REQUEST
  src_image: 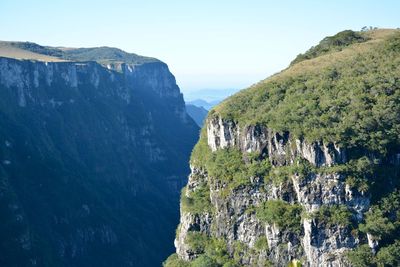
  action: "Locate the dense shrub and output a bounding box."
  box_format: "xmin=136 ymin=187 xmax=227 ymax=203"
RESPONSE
xmin=291 ymin=30 xmax=369 ymax=65
xmin=215 ymin=30 xmax=400 ymax=156
xmin=346 ymin=245 xmax=375 ymax=267
xmin=186 ymin=232 xmax=210 ymax=254
xmin=256 ymin=200 xmax=303 ymax=234
xmin=347 ymin=191 xmax=400 ymax=266
xmin=178 ymin=234 xmax=244 ymax=267
xmin=163 ymin=254 xmax=190 ymax=267
xmin=180 ymin=29 xmax=400 ymax=266
xmin=359 ymin=191 xmax=400 ymax=240
xmin=181 ymin=185 xmax=213 ymax=214
xmin=190 ymin=133 xmax=272 ymax=194
xmin=375 ymin=240 xmax=400 ymax=266
xmin=346 ymin=241 xmax=400 ymax=267
xmin=191 ymin=255 xmax=219 ymax=267
xmin=312 ymin=205 xmax=352 ymax=227
xmin=254 ymin=236 xmax=269 ymax=251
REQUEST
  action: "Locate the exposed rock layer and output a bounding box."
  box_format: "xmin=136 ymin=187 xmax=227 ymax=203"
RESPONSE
xmin=176 ymin=116 xmax=372 ymax=267
xmin=0 ymin=56 xmax=199 ymax=267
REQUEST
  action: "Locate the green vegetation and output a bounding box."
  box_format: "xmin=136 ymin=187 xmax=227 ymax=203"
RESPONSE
xmin=204 ymin=238 xmax=232 ymax=265
xmin=359 ymin=191 xmax=400 ymax=240
xmin=267 ymin=158 xmax=314 ymax=185
xmin=164 ymin=233 xmax=271 ymax=267
xmin=346 ymin=245 xmax=375 ymax=267
xmin=206 ymin=148 xmax=272 ymax=193
xmin=256 ymin=200 xmax=303 ymax=234
xmin=232 ymin=241 xmax=247 ymax=263
xmin=186 ymin=232 xmax=210 ymax=254
xmin=347 ymin=242 xmax=400 ymax=267
xmin=344 ymin=157 xmax=375 ymax=194
xmin=347 ymin=191 xmax=400 ymax=266
xmin=215 ymin=29 xmax=400 ymax=155
xmin=254 ymin=236 xmax=269 ymax=251
xmin=375 ymin=240 xmax=400 ymax=267
xmin=61 ymin=47 xmax=159 ymax=65
xmin=0 ymin=41 xmax=159 ymax=65
xmin=360 ymin=207 xmax=396 ymax=238
xmin=206 ymin=148 xmax=250 ymax=186
xmin=163 ymin=233 xmax=244 ymax=267
xmin=318 ymin=156 xmax=398 ymax=198
xmin=0 ymin=41 xmax=66 ymax=62
xmin=7 ymin=41 xmax=63 ymax=57
xmin=181 ymin=184 xmax=213 ymax=214
xmin=190 ymin=129 xmax=272 ymax=196
xmin=191 ymin=255 xmax=219 ymax=267
xmin=190 ymin=130 xmax=315 ymax=194
xmin=247 ymin=156 xmax=273 ymax=179
xmin=266 ymin=166 xmax=293 ymax=185
xmin=312 ymin=205 xmax=352 ymax=227
xmin=291 ymin=30 xmax=369 ymax=65
xmin=179 ymin=29 xmax=400 ymax=266
xmin=163 ymin=254 xmax=190 ymax=267
xmin=190 ymin=128 xmax=212 ymax=168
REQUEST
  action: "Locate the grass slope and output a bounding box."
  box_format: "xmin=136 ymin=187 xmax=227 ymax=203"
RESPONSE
xmin=0 ymin=41 xmax=158 ymax=65
xmin=214 ymin=29 xmax=400 ymax=155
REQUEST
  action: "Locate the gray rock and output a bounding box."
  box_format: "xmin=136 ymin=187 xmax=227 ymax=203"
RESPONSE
xmin=176 ymin=115 xmax=371 ymax=266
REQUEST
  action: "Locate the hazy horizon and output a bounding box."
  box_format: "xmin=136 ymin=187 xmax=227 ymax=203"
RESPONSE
xmin=1 ymin=0 xmax=400 ymax=93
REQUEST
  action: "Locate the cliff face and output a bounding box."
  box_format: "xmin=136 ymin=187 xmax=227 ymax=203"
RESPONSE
xmin=0 ymin=52 xmax=199 ymax=267
xmin=176 ymin=117 xmax=371 ymax=266
xmin=168 ymin=29 xmax=400 ymax=267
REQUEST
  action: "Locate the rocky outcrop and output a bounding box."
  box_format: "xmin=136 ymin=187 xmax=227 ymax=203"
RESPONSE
xmin=175 ymin=115 xmax=370 ymax=266
xmin=0 ymin=58 xmax=185 ymax=112
xmin=206 ymin=116 xmax=346 ymax=167
xmin=175 ymin=212 xmax=213 ymax=260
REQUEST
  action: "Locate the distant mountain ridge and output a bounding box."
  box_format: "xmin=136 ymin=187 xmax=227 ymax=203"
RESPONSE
xmin=186 ymin=99 xmax=220 ymax=110
xmin=0 ymin=41 xmax=159 ymax=65
xmin=184 ymin=88 xmax=240 ymax=103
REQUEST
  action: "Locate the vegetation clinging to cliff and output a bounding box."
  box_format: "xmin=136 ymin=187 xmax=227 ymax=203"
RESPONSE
xmin=256 ymin=200 xmax=303 ymax=234
xmin=181 ymin=185 xmax=213 ymax=214
xmin=312 ymin=205 xmax=352 ymax=227
xmin=215 ymin=29 xmax=400 ymax=155
xmin=347 ymin=191 xmax=400 ymax=266
xmin=175 ymin=29 xmax=400 ymax=266
xmin=190 ymin=129 xmax=271 ymax=194
xmin=359 ymin=190 xmax=400 ymax=240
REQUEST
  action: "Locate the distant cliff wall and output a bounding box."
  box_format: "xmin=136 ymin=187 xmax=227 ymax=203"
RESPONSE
xmin=0 ymin=56 xmax=199 ymax=267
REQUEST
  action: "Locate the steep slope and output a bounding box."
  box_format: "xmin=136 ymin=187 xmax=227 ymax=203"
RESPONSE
xmin=185 ymin=104 xmax=208 ymax=126
xmin=166 ymin=29 xmax=400 ymax=267
xmin=0 ymin=42 xmax=199 ymax=266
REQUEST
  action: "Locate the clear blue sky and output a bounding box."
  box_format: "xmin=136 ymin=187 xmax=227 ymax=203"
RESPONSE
xmin=1 ymin=0 xmax=399 ymax=92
